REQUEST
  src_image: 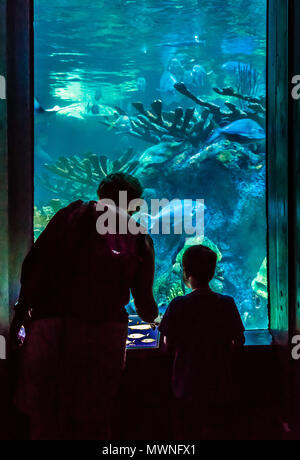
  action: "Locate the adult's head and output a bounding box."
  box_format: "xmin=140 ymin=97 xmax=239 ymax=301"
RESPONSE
xmin=97 ymin=173 xmax=143 ymax=211
xmin=182 ymin=244 xmax=217 ymax=289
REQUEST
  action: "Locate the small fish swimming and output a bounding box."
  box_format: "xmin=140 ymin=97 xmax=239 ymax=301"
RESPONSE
xmin=157 ymin=35 xmax=206 ymax=48
xmin=34 ymin=98 xmax=63 ymax=114
xmin=184 ymin=64 xmax=212 ymax=91
xmin=35 ymin=97 xmax=117 ymax=120
xmin=141 ymin=338 xmax=156 ymax=344
xmin=108 ymin=114 xmax=133 ymax=134
xmin=90 ymin=104 xmax=100 ymax=115
xmin=208 ymin=119 xmax=265 ymax=145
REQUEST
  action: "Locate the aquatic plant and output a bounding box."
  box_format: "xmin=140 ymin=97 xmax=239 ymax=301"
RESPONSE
xmin=34 ymin=199 xmax=67 ymax=239
xmin=171 ymin=236 xmax=224 ymax=293
xmin=251 ymin=257 xmax=268 ymax=299
xmin=134 ymin=141 xmax=193 ymax=184
xmin=36 ymin=149 xmax=139 ymax=200
xmin=234 ymin=63 xmax=261 ymax=105
xmin=172 ymin=235 xmax=222 ymax=272
xmin=153 ymin=271 xmax=185 ymax=309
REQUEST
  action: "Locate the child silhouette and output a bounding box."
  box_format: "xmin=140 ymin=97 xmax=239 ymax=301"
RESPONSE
xmin=159 ymin=244 xmax=245 ymax=440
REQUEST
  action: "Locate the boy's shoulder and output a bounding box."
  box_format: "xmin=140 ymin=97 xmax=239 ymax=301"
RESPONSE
xmin=168 ymin=290 xmax=236 ymax=310
xmin=213 ymin=292 xmax=236 ymax=304
xmin=178 ymin=290 xmax=235 ymax=302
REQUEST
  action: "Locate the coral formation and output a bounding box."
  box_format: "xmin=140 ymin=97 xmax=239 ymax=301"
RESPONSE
xmin=172 ymin=235 xmax=222 ymax=271
xmin=34 ymin=199 xmax=67 ymax=239
xmin=98 ymin=83 xmax=265 ymax=150
xmin=251 ymin=257 xmax=268 ymax=299
xmin=189 ymin=139 xmax=264 ymax=170
xmin=36 ymin=149 xmax=138 ymax=201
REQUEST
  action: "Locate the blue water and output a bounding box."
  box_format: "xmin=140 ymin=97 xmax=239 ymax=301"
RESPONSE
xmin=34 ymin=0 xmax=268 ymax=346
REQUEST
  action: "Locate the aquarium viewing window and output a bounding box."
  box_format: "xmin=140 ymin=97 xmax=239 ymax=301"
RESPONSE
xmin=34 ymin=0 xmax=268 ymax=349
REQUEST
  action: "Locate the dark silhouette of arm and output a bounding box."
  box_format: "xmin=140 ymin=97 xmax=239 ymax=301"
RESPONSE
xmin=229 ymin=298 xmax=245 ymax=347
xmin=131 ymin=235 xmax=158 ymax=323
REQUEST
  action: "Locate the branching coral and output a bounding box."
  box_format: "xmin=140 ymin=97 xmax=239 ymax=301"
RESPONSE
xmin=37 ymin=149 xmax=139 ymax=200
xmin=99 ymin=98 xmax=215 ymax=148
xmin=175 ymin=83 xmax=265 ymax=128
xmin=98 ymin=85 xmax=265 ymax=160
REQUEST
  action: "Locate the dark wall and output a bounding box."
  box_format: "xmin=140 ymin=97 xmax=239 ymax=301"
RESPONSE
xmin=0 ymin=0 xmax=10 ymax=440
xmin=0 ymin=0 xmax=33 ymax=441
xmin=268 ymin=0 xmax=300 ymax=433
xmin=6 ymin=0 xmax=34 ymax=311
xmin=112 ymin=344 xmax=283 ymax=440
xmin=289 ymin=0 xmax=300 ymax=434
xmin=268 ymin=0 xmax=289 ymax=343
xmin=0 ymin=0 xmax=9 ymax=331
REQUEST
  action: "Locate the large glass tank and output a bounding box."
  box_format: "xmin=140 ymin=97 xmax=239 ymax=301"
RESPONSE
xmin=34 ymin=0 xmax=268 ymax=348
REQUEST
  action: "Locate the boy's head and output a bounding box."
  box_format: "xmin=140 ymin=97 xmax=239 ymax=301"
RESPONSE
xmin=97 ymin=173 xmax=143 ymax=210
xmin=182 ymin=244 xmax=217 ymax=288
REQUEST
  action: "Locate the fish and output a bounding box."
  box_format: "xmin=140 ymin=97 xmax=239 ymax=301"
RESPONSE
xmin=192 ymin=64 xmax=209 ymax=79
xmin=208 ymin=119 xmax=265 ymax=145
xmin=90 ymin=104 xmax=100 ymax=115
xmin=221 ymin=36 xmax=255 ymax=55
xmin=157 ymin=35 xmax=206 ymax=48
xmin=185 ymin=65 xmax=212 ymax=91
xmin=128 ymin=333 xmax=145 ymax=339
xmin=34 ymin=97 xmax=67 ymax=114
xmin=129 ymin=325 xmax=152 ymax=330
xmin=136 ymin=199 xmax=205 ymax=235
xmin=141 ymin=338 xmax=156 ymax=344
xmin=108 ymin=114 xmax=133 ymax=134
xmin=35 ymin=97 xmax=117 ymax=120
